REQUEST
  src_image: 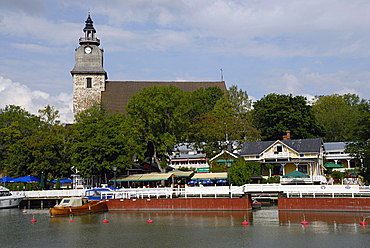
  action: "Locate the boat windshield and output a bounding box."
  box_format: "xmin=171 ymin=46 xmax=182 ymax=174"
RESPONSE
xmin=0 ymin=191 xmax=11 ymax=196
xmin=86 ymin=191 xmax=101 ymax=197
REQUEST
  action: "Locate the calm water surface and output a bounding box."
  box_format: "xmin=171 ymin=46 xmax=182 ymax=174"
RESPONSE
xmin=1 ymin=206 xmax=369 ymax=248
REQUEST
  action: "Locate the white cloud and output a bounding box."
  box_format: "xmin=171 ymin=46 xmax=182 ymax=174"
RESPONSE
xmin=0 ymin=76 xmax=73 ymax=124
xmin=261 ymin=68 xmax=370 ymax=98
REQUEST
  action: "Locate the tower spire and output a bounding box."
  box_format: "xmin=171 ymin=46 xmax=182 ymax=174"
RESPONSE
xmin=79 ymin=13 xmax=100 ymax=46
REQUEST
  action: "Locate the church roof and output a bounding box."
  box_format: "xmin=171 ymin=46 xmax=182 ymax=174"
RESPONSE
xmin=101 ymin=80 xmax=226 ymax=114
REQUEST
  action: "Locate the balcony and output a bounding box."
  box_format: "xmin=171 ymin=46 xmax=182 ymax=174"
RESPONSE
xmin=264 ymin=152 xmax=291 ymax=159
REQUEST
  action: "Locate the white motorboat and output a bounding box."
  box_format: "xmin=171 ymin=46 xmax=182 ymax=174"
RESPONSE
xmin=0 ymin=186 xmax=23 ymax=209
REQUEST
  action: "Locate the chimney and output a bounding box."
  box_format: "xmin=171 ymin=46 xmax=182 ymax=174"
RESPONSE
xmin=283 ymin=130 xmax=291 ymax=140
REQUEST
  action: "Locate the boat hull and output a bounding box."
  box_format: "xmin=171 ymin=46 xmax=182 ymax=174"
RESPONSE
xmin=50 ymin=200 xmax=107 ymax=217
xmin=0 ymin=196 xmax=23 ymax=209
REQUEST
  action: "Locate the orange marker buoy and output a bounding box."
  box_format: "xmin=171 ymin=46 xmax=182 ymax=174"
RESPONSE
xmin=242 ymin=221 xmax=249 ymax=225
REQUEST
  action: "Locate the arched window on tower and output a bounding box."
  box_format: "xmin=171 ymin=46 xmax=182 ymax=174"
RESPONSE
xmin=86 ymin=78 xmax=92 ymax=88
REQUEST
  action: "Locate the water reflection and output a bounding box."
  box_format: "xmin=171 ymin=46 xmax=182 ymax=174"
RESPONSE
xmin=2 ymin=207 xmax=370 ymax=248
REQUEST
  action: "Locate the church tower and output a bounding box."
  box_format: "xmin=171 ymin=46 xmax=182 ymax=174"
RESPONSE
xmin=71 ymin=13 xmax=107 ymax=117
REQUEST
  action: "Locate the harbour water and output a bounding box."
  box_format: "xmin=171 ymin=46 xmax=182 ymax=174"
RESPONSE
xmin=1 ymin=206 xmax=370 ymax=248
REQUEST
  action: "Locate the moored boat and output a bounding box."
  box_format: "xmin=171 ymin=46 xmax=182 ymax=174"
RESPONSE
xmin=252 ymin=199 xmax=262 ymax=209
xmin=50 ymin=197 xmax=107 ymax=217
xmin=0 ymin=186 xmax=23 ymax=209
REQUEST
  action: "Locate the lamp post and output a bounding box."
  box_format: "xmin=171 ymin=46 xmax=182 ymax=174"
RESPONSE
xmin=113 ymin=165 xmax=117 ymax=189
xmin=227 ymin=160 xmax=231 ymax=198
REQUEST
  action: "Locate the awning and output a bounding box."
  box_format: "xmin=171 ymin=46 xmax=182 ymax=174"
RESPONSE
xmin=282 ymin=171 xmax=310 ymax=178
xmin=172 ymin=171 xmax=194 ymax=177
xmin=114 ymin=174 xmax=144 ymax=181
xmin=191 ymin=172 xmax=227 ymax=180
xmin=324 ymin=162 xmax=344 ymax=168
xmin=196 ymin=167 xmax=209 ymax=173
xmin=216 ymin=159 xmax=234 ymax=163
xmin=112 ymin=173 xmax=173 ymax=181
xmin=139 ymin=173 xmax=173 ymax=181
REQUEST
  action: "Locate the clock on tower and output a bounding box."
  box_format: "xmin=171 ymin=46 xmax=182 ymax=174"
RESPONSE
xmin=71 ymin=13 xmax=107 ymax=118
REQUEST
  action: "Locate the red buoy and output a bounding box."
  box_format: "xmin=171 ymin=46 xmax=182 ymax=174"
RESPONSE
xmin=301 ymin=220 xmax=309 ymax=225
xmin=30 ymin=218 xmax=37 ymax=222
xmin=22 ymin=210 xmax=27 ymax=213
xmin=69 ymin=220 xmax=75 ymax=222
xmin=102 ymin=219 xmax=109 ymax=223
xmin=360 ymin=221 xmax=367 ymax=226
xmin=147 ymin=219 xmax=153 ymax=223
xmin=242 ymin=221 xmax=249 ymax=226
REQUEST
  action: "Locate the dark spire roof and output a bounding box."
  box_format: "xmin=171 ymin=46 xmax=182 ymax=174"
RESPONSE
xmin=79 ymin=13 xmax=100 ymax=46
xmin=83 ymin=13 xmax=96 ymax=33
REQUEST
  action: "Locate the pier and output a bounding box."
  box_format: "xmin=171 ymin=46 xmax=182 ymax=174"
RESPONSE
xmin=12 ymin=184 xmax=370 ymax=210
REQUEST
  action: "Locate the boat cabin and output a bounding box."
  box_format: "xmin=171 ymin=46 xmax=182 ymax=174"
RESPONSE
xmin=59 ymin=197 xmax=87 ymax=207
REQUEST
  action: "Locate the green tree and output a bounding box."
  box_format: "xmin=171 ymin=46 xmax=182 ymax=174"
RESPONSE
xmin=5 ymin=106 xmax=72 ymax=178
xmin=71 ymin=105 xmax=133 ymax=179
xmin=312 ymin=94 xmax=364 ymax=142
xmin=344 ymin=99 xmax=370 ymax=182
xmin=252 ymin=93 xmax=325 ymax=141
xmin=189 ymin=86 xmax=259 ymax=158
xmin=126 ymin=85 xmax=189 ymax=172
xmin=0 ymin=105 xmax=41 ymax=173
xmin=229 ymin=158 xmax=261 ymax=185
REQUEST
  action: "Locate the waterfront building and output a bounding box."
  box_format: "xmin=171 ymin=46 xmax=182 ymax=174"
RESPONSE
xmin=324 ymin=142 xmax=362 ymax=171
xmin=239 ymin=131 xmax=326 ymax=184
xmin=167 ymin=143 xmax=209 ymax=172
xmin=71 ymin=14 xmax=226 ymax=117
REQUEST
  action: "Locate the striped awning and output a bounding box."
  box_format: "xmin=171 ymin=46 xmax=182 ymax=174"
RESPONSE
xmin=172 ymin=171 xmax=194 ymax=177
xmin=112 ymin=173 xmax=173 ymax=181
xmin=191 ymin=172 xmax=227 ymax=180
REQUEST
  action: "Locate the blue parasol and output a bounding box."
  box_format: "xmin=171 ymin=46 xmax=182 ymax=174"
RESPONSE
xmin=0 ymin=176 xmax=16 ymax=183
xmin=14 ymin=176 xmax=40 ymax=183
xmin=52 ymin=179 xmax=73 ymax=184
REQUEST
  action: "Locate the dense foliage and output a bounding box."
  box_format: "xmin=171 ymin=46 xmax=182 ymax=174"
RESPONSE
xmin=252 ymin=93 xmax=325 ymax=140
xmin=2 ymin=88 xmax=370 ymax=184
xmin=229 ymin=158 xmax=261 ymax=185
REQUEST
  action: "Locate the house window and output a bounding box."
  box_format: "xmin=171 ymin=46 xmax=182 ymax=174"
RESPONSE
xmin=275 ymin=145 xmax=283 ymax=154
xmin=86 ymin=78 xmax=92 ymax=88
xmin=298 ymin=164 xmax=308 ymax=174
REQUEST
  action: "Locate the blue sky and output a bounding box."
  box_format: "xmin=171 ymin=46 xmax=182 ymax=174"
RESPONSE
xmin=2 ymin=0 xmax=370 ymax=123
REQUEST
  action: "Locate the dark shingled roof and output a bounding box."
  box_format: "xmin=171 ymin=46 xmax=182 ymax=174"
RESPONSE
xmin=240 ymin=138 xmax=323 ymax=156
xmin=282 ymin=138 xmax=323 ymax=153
xmin=101 ymin=80 xmax=226 ymax=114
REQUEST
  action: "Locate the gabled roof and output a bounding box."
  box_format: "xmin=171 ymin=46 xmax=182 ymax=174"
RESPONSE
xmin=282 ymin=138 xmax=323 ymax=153
xmin=239 ymin=141 xmax=275 ymax=155
xmin=240 ymin=138 xmax=323 ymax=156
xmin=209 ymin=150 xmax=239 ymax=162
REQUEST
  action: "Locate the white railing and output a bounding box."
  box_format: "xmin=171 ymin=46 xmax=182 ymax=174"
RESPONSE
xmin=12 ymin=184 xmax=366 ymax=200
xmin=280 ymin=175 xmax=327 ymax=184
xmin=107 ymin=185 xmax=244 ymax=199
xmin=264 ymin=152 xmax=290 ymax=159
xmin=243 ymin=184 xmax=360 ymax=193
xmin=11 ymin=189 xmax=86 ymax=198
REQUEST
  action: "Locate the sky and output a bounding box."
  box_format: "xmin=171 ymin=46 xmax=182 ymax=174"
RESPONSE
xmin=2 ymin=0 xmax=370 ymax=123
